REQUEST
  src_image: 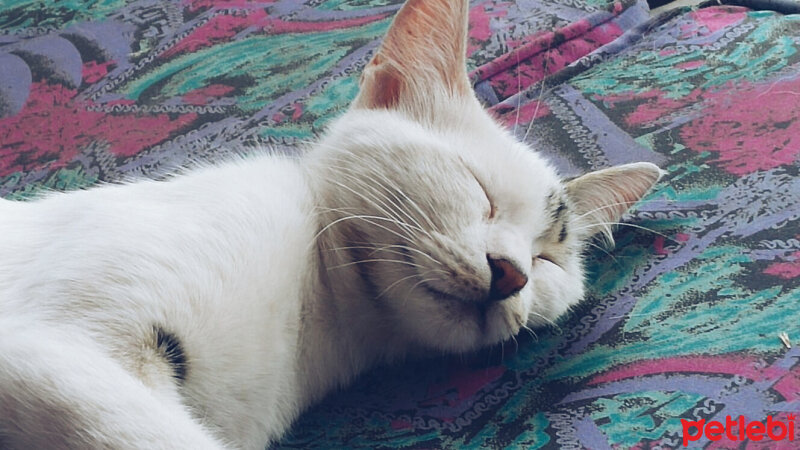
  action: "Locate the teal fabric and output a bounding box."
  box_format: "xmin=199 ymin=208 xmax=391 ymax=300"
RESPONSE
xmin=1 ymin=1 xmax=798 ymax=449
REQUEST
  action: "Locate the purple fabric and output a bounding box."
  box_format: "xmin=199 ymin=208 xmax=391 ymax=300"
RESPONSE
xmin=4 ymin=0 xmax=799 ymax=449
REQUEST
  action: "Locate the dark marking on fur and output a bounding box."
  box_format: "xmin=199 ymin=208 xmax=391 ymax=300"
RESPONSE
xmin=543 ymin=191 xmax=570 ymax=242
xmin=553 ymin=200 xmax=567 ymax=221
xmin=558 ymin=223 xmax=568 ymax=243
xmin=346 ymin=238 xmax=384 ymax=302
xmin=155 ymin=327 xmax=187 ymax=383
xmin=545 ymin=189 xmax=568 ymax=222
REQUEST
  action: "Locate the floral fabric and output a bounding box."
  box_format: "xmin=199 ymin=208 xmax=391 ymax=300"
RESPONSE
xmin=3 ymin=1 xmax=799 ymax=449
xmin=281 ymin=4 xmax=800 ymax=449
xmin=0 ymin=0 xmax=637 ymax=197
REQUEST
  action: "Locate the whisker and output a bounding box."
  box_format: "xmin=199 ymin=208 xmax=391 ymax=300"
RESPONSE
xmin=322 ymin=245 xmax=416 ymax=261
xmin=373 ymin=243 xmax=443 ymax=266
xmin=360 ymin=171 xmax=434 ymax=238
xmin=327 ymin=258 xmax=425 ymax=271
xmin=528 ymin=311 xmax=561 ymax=332
xmin=585 ymin=241 xmax=624 ymax=269
xmin=325 ymin=176 xmax=420 ymax=241
xmin=316 ymin=175 xmax=427 ymax=246
xmin=339 ymin=241 xmax=448 ymax=272
xmin=313 ymin=145 xmax=440 ymax=236
xmin=377 ymin=267 xmax=449 ymax=300
xmin=572 ymin=200 xmax=649 ymax=222
xmin=570 ymin=198 xmax=679 ymax=223
xmin=520 ymin=324 xmax=539 ymax=342
xmin=510 ymin=333 xmax=518 ymax=357
xmin=402 ymin=278 xmax=439 ymax=306
xmin=338 ymin=153 xmax=440 ymax=233
xmin=513 ymin=49 xmax=522 ymax=135
xmin=325 ymin=166 xmax=426 ymax=239
xmin=377 ymin=273 xmax=423 ymax=299
xmin=521 ymin=33 xmax=554 ymax=143
xmin=309 ymin=213 xmax=412 ymax=250
xmin=573 ymin=221 xmax=681 ymax=243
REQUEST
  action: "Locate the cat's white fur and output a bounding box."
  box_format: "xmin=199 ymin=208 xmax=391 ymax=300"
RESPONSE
xmin=0 ymin=0 xmax=662 ymax=448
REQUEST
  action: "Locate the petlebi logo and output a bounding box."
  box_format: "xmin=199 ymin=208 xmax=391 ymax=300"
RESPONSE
xmin=681 ymin=414 xmax=796 ymax=446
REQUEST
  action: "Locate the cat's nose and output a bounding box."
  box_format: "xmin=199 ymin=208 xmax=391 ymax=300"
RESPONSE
xmin=487 ymin=256 xmax=528 ymax=302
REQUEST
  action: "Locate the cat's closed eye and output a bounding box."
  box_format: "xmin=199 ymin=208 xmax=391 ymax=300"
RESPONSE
xmin=534 ymin=254 xmax=558 ymax=266
xmin=486 ymin=192 xmax=497 ymax=219
xmin=464 ymin=164 xmax=495 ymax=219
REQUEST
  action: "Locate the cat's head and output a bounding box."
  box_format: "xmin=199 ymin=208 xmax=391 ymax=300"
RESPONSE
xmin=310 ymin=0 xmax=662 ymax=353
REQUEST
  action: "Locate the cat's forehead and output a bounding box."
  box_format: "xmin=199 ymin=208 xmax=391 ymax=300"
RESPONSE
xmin=459 ymin=133 xmax=562 ymax=192
xmin=325 ymin=106 xmax=562 ymax=200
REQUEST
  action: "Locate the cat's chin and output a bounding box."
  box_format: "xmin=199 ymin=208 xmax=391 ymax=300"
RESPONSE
xmin=396 ymin=290 xmax=527 ymax=354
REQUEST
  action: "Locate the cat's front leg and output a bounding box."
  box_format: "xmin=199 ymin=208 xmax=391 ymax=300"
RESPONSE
xmin=0 ymin=318 xmax=228 ymax=450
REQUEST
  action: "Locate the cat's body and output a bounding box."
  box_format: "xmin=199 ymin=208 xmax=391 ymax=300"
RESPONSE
xmin=0 ymin=1 xmax=662 ymax=448
xmin=0 ymin=154 xmax=316 ymax=447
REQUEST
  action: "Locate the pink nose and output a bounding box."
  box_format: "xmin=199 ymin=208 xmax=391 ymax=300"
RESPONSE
xmin=487 ymin=256 xmax=528 ymax=301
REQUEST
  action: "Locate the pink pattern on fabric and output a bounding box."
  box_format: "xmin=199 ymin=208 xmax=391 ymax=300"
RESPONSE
xmin=680 ymin=79 xmax=800 ymax=175
xmin=598 ymin=89 xmax=700 ymax=127
xmin=485 ymin=22 xmax=623 ymax=98
xmin=165 ymin=10 xmax=388 ymax=57
xmin=468 ymin=1 xmax=511 ymax=56
xmin=0 ymin=82 xmax=197 ymax=177
xmin=676 ymin=60 xmax=705 ymax=70
xmin=653 ymin=236 xmax=669 ymax=255
xmin=421 ymin=365 xmax=505 ymax=409
xmin=589 ymin=355 xmax=786 ymax=386
xmin=182 ymin=84 xmax=236 ymax=105
xmin=687 ymin=7 xmax=748 ymax=36
xmin=602 ymin=77 xmax=800 ymax=175
xmin=494 ymin=100 xmax=551 ymax=129
xmin=182 ymin=0 xmax=276 ymax=13
xmin=764 ymin=251 xmax=800 ymax=279
xmin=772 ymin=369 xmax=800 ymax=402
xmin=270 ymin=102 xmax=304 ymax=124
xmin=390 ymin=419 xmax=413 ymax=430
xmin=82 ymin=60 xmax=116 ymax=84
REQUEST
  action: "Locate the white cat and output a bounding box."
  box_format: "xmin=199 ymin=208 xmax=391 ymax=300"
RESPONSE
xmin=0 ymin=0 xmax=662 ymax=448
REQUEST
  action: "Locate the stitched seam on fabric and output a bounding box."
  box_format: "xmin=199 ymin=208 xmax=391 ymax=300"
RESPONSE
xmin=468 ymin=0 xmax=641 ymax=84
xmin=491 ymin=4 xmax=687 ymax=112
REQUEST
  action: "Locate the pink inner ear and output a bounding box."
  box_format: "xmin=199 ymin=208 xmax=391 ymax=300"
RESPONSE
xmin=360 ymin=61 xmax=403 ymax=110
xmin=593 ymin=180 xmax=653 ymax=223
xmin=618 ymin=186 xmax=646 ymax=206
xmin=376 ymin=70 xmax=402 ymax=109
xmin=352 ymin=0 xmax=471 ymax=111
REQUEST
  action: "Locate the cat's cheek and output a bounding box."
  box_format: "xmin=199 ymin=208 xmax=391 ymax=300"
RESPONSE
xmin=526 ymin=261 xmax=585 ymax=326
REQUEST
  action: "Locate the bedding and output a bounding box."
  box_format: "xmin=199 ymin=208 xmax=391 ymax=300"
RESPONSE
xmin=279 ymin=3 xmax=800 ymax=448
xmin=1 ymin=0 xmax=798 ymax=448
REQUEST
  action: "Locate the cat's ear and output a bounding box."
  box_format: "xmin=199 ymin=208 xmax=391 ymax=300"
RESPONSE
xmin=352 ymin=0 xmax=471 ymax=111
xmin=566 ymin=163 xmax=664 ymax=244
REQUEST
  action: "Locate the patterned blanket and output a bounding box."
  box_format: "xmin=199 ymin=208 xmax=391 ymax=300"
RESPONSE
xmin=2 ymin=0 xmax=799 ymax=448
xmin=0 ymin=0 xmax=642 ymax=197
